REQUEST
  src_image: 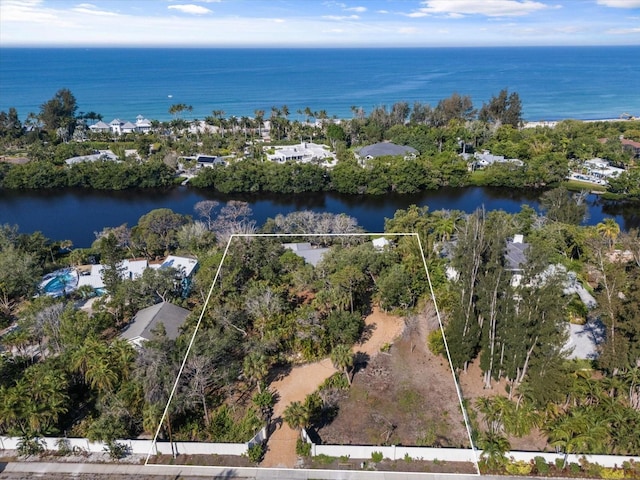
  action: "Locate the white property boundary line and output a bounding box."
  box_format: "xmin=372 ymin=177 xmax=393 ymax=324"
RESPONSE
xmin=145 ymin=232 xmax=480 ymax=475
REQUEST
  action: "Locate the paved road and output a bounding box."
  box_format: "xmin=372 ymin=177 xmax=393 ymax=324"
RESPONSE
xmin=0 ymin=461 xmax=549 ymax=479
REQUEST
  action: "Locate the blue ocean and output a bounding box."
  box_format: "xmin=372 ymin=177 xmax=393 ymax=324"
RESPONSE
xmin=0 ymin=46 xmax=639 ymax=123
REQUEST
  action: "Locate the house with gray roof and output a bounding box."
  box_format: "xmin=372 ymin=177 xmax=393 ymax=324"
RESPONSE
xmin=356 ymin=142 xmax=418 ymax=163
xmin=120 ymin=301 xmax=190 ymax=347
xmin=505 ymin=234 xmax=529 ymax=287
xmin=89 ymin=121 xmax=111 ymax=133
xmin=283 ymin=242 xmax=330 ymax=267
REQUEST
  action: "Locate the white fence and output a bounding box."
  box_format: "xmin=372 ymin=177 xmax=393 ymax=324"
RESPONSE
xmin=0 ymin=427 xmax=267 ymax=458
xmin=300 ymin=429 xmax=640 ymax=468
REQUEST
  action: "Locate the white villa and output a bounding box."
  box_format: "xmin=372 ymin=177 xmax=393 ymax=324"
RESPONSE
xmin=266 ymin=142 xmax=337 ymax=166
xmin=462 ymin=150 xmax=524 ymax=169
xmin=568 ymin=158 xmax=626 ymax=186
xmin=89 ymin=115 xmax=152 ymax=135
xmin=76 ymin=255 xmax=198 ymax=292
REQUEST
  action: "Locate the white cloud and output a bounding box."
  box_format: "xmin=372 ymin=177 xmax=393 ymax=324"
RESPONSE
xmin=417 ymin=0 xmax=553 ymax=17
xmin=606 ymin=26 xmax=640 ymax=34
xmin=322 ymin=14 xmax=360 ymax=20
xmin=168 ymin=4 xmax=212 ymax=15
xmin=72 ymin=3 xmax=119 ymax=16
xmin=597 ymin=0 xmax=640 ymax=8
xmin=406 ymin=11 xmax=429 ymax=18
xmin=345 ymin=6 xmax=367 ymax=12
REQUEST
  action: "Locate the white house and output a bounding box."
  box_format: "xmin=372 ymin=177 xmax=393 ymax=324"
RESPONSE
xmin=266 ymin=142 xmax=336 ymax=166
xmin=88 ymin=121 xmax=111 ymax=133
xmin=135 ymin=115 xmax=152 ymax=133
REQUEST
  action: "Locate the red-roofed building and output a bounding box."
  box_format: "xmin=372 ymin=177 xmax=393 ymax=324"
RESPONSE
xmin=621 ymin=138 xmax=640 ymax=158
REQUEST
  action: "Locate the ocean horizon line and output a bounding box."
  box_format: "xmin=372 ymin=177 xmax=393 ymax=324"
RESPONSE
xmin=2 ymin=44 xmax=640 ymax=50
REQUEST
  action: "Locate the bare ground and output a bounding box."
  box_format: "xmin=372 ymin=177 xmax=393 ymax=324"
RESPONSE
xmin=261 ymin=307 xmax=406 ymax=468
xmin=315 ymin=305 xmax=471 ymax=449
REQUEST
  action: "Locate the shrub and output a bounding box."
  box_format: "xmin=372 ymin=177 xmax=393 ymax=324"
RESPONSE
xmin=599 ymin=467 xmax=625 ymax=479
xmin=17 ymin=435 xmax=46 ymax=457
xmin=555 ymin=458 xmax=565 ymax=470
xmin=55 ymin=438 xmax=72 ymax=456
xmin=371 ymin=451 xmax=383 ymax=462
xmin=505 ymin=460 xmax=533 ymax=475
xmin=427 ymin=329 xmax=445 ymax=355
xmin=534 ymin=456 xmax=550 ymax=475
xmin=103 ymin=441 xmax=130 ymax=460
xmin=315 ymin=454 xmax=336 ymax=465
xmin=296 ymin=438 xmax=311 ymax=457
xmin=569 ymin=462 xmax=581 ymax=474
xmin=404 ymin=453 xmax=413 ymax=462
xmin=246 ymin=443 xmax=265 ymax=463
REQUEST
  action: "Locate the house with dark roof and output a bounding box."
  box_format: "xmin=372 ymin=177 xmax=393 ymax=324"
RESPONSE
xmin=506 ymin=234 xmax=530 ymax=287
xmin=355 ymin=142 xmax=418 ymax=163
xmin=120 ymin=302 xmax=190 ymax=347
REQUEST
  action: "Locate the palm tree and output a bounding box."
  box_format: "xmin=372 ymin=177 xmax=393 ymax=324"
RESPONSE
xmin=330 ymin=344 xmax=354 ymax=385
xmin=243 ymin=352 xmax=269 ymax=393
xmin=477 ymin=430 xmax=510 ymax=471
xmin=596 ymin=218 xmax=620 ymax=250
xmin=282 ymin=400 xmax=310 ymax=432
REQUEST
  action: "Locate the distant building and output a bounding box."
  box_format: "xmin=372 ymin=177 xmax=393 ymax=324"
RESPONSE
xmin=266 ymin=142 xmax=336 ymax=166
xmin=283 ymin=242 xmax=330 ymax=267
xmin=88 ymin=121 xmax=111 ymax=133
xmin=505 ymin=234 xmax=529 ymax=287
xmin=120 ymin=302 xmax=190 ymax=347
xmin=64 ymin=150 xmax=119 ymax=165
xmin=372 ymin=237 xmax=391 ymax=251
xmin=195 ymin=154 xmax=226 ymax=168
xmin=356 ymin=142 xmax=418 ymax=162
xmin=463 ymin=150 xmax=524 ymax=169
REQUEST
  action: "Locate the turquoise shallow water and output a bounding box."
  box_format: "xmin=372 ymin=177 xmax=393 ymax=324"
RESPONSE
xmin=1 ymin=46 xmax=639 ymax=122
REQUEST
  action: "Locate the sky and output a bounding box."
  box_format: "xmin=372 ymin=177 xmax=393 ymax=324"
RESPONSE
xmin=1 ymin=0 xmax=640 ymax=47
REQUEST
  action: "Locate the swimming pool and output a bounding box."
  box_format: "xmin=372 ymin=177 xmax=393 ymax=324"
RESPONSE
xmin=40 ymin=269 xmax=79 ymax=297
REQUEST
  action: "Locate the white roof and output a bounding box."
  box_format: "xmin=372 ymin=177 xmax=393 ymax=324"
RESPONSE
xmin=151 ymin=255 xmax=198 ymax=277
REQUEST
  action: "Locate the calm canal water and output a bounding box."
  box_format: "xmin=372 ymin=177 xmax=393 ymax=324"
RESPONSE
xmin=0 ymin=187 xmax=636 ymax=247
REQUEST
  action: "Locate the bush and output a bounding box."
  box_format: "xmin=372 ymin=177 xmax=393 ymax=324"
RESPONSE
xmin=371 ymin=451 xmax=383 ymax=462
xmin=55 ymin=438 xmax=72 ymax=456
xmin=103 ymin=440 xmax=130 ymax=460
xmin=534 ymin=456 xmax=550 ymax=475
xmin=505 ymin=460 xmax=533 ymax=475
xmin=569 ymin=462 xmax=581 ymax=474
xmin=296 ymin=438 xmax=311 ymax=457
xmin=246 ymin=443 xmax=265 ymax=463
xmin=17 ymin=435 xmax=46 ymax=457
xmin=599 ymin=467 xmax=625 ymax=479
xmin=427 ymin=329 xmax=445 ymax=355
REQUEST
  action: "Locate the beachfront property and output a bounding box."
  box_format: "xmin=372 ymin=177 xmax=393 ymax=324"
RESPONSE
xmin=265 ymin=142 xmax=337 ymax=166
xmin=120 ymin=301 xmax=191 ymax=348
xmin=355 ymin=142 xmax=418 ymax=164
xmin=88 ymin=115 xmax=152 ymax=135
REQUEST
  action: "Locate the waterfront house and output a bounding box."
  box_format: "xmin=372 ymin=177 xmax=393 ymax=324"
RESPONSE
xmin=88 ymin=121 xmax=111 ymax=134
xmin=195 ymin=154 xmax=226 ymax=168
xmin=355 ymin=142 xmax=418 ymax=163
xmin=120 ymin=301 xmax=190 ymax=347
xmin=136 ymin=115 xmax=152 ymax=133
xmin=463 ymin=150 xmax=524 ymax=170
xmin=266 ymin=142 xmax=336 ymax=166
xmin=65 ymin=149 xmax=119 ymax=165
